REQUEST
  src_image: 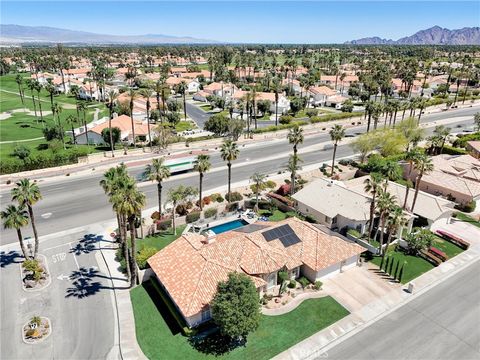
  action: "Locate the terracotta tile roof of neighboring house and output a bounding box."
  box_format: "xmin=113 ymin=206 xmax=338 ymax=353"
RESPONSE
xmin=327 ymin=95 xmax=349 ymax=104
xmin=148 ymin=217 xmax=364 ymax=318
xmin=467 ymin=141 xmax=480 ymax=153
xmin=391 ymin=78 xmax=423 ymax=89
xmin=292 ymin=178 xmax=371 ymax=221
xmin=194 ymin=91 xmax=209 ymax=98
xmin=320 ymin=75 xmax=359 ymax=83
xmin=89 ymin=115 xmax=149 ymax=136
xmin=170 ymin=67 xmax=188 ymax=73
xmin=166 ymin=77 xmax=194 ymax=86
xmin=64 ymin=68 xmax=90 ymax=75
xmin=345 ymin=176 xmax=454 ymax=221
xmin=309 ymin=86 xmax=337 ymax=96
xmin=203 ymin=82 xmax=226 ymax=91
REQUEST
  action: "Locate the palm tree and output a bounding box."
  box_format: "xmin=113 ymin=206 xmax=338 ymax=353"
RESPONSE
xmin=287 ymin=125 xmax=304 ymax=193
xmin=139 ymin=88 xmax=154 ymax=150
xmin=65 ymin=114 xmax=78 ymax=145
xmin=250 ymin=173 xmax=267 ymax=212
xmin=107 ymin=90 xmax=118 ymax=157
xmin=220 ymin=139 xmax=240 ymax=202
xmin=402 ymin=149 xmax=421 ymax=210
xmin=11 ymin=179 xmax=42 ymax=258
xmin=144 ymin=158 xmax=171 ymax=215
xmin=112 ymin=180 xmax=145 ymax=286
xmin=364 ymin=173 xmax=384 ymax=237
xmin=329 ymin=125 xmax=345 ymax=176
xmin=411 ymin=154 xmax=434 ymax=213
xmin=194 ymin=155 xmax=211 ymax=211
xmin=177 ymin=81 xmax=188 ymax=120
xmin=127 ymin=89 xmax=138 ymax=147
xmin=34 ymin=80 xmax=44 ymax=122
xmin=381 ymin=206 xmax=407 ymax=264
xmin=26 ymin=79 xmax=38 ymax=121
xmin=375 ymin=190 xmax=396 ymax=255
xmin=167 ymin=186 xmax=198 ymax=235
xmin=433 ymin=125 xmax=451 ymax=154
xmin=1 ymin=204 xmax=30 ymax=259
xmin=272 ymin=77 xmax=281 ymax=126
xmin=15 ymin=74 xmax=25 ymax=106
xmin=45 ymin=80 xmax=56 ymax=109
xmin=287 ymin=154 xmax=302 ymax=195
xmin=382 ymin=161 xmax=401 ymax=188
xmin=76 ymin=101 xmax=89 ymax=145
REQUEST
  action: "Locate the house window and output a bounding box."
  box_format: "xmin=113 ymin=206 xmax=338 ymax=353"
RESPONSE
xmin=332 ymin=217 xmax=337 ymax=224
xmin=201 ymin=308 xmax=211 ymax=322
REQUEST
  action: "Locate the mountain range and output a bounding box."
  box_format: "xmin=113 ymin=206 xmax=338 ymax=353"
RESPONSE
xmin=346 ymin=26 xmax=480 ymax=45
xmin=0 ymin=24 xmax=217 ymax=44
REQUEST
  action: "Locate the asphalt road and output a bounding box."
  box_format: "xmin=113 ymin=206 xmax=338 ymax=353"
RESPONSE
xmin=323 ymin=259 xmax=480 ymax=360
xmin=0 ymin=229 xmax=115 ymax=360
xmin=0 ymin=106 xmax=477 ymax=245
xmin=185 ymin=101 xmax=212 ymax=129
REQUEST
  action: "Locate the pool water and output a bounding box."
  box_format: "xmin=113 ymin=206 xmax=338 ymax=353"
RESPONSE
xmin=208 ymin=219 xmax=249 ymax=234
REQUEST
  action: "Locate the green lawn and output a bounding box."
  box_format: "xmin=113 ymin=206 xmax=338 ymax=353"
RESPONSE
xmin=199 ymin=104 xmax=213 ymax=111
xmin=136 ymin=225 xmax=186 ymax=252
xmin=131 ymin=281 xmax=349 ymax=360
xmin=175 ymin=121 xmax=196 ymax=132
xmin=258 ymin=209 xmax=289 ymax=222
xmin=370 ymin=237 xmax=464 ymax=283
xmin=454 ymin=212 xmax=480 ymax=228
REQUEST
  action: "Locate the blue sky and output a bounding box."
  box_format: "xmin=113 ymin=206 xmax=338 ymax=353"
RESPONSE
xmin=1 ymin=1 xmax=479 ymax=43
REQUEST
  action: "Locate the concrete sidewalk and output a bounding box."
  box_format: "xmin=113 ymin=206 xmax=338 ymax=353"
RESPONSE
xmin=274 ymin=226 xmax=480 ymax=360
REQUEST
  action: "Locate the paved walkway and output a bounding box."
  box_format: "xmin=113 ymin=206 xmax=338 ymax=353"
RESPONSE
xmin=274 ymin=222 xmax=480 ymax=360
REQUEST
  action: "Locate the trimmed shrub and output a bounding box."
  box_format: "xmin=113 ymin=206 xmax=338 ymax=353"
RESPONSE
xmin=156 ymin=219 xmax=171 ymax=231
xmin=204 ymin=208 xmax=218 ymax=218
xmin=186 ymin=211 xmax=201 ymax=223
xmin=225 ymin=191 xmax=243 ymax=202
xmin=298 ymin=276 xmax=310 ymax=289
xmin=277 ymin=271 xmax=289 ymax=284
xmin=440 ymin=145 xmax=467 ymax=155
xmin=455 ymin=200 xmax=476 ymax=213
xmin=279 ymin=115 xmax=293 ymax=125
xmin=288 ymin=280 xmax=297 ymax=288
xmin=175 ymin=204 xmax=189 ymax=216
xmin=305 ymin=109 xmax=319 ymax=118
xmin=226 ymin=202 xmax=239 ymax=212
xmin=305 ymin=215 xmax=317 ymax=224
xmin=314 ymin=281 xmax=322 ymax=290
xmin=136 ymin=247 xmax=157 ymax=270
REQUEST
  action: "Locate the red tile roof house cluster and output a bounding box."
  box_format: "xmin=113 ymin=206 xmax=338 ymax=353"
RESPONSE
xmin=148 ymin=217 xmax=365 ymax=328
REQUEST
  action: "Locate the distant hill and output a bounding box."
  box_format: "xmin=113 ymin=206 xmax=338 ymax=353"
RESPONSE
xmin=346 ymin=26 xmax=480 ymax=45
xmin=0 ymin=24 xmax=217 ymax=45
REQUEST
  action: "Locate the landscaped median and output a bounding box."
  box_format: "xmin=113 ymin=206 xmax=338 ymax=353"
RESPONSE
xmin=130 ymin=279 xmax=349 ymax=360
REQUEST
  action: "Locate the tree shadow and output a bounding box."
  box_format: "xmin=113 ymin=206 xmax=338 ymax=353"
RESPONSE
xmin=70 ymin=234 xmax=104 ymax=255
xmin=65 ymin=277 xmax=103 ymax=299
xmin=188 ymin=331 xmax=245 ymax=356
xmin=70 ymin=266 xmax=125 ymax=282
xmin=0 ymin=250 xmax=23 ymax=268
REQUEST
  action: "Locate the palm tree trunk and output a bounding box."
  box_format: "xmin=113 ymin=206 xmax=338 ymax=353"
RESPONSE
xmin=17 ymin=228 xmax=29 ymax=259
xmin=130 ymin=105 xmax=136 ymax=147
xmin=379 ymin=218 xmax=387 ymax=255
xmin=129 ymin=217 xmax=138 ymax=286
xmin=368 ymin=193 xmax=376 ymax=237
xmin=227 ymin=163 xmax=232 ymax=202
xmin=330 ymin=143 xmax=337 ymax=176
xmin=121 ymin=215 xmax=131 ymax=283
xmin=71 ymin=124 xmax=76 ymax=145
xmin=411 ymin=175 xmax=422 ymax=213
xmin=157 ymin=182 xmax=162 ymax=215
xmin=37 ymin=94 xmax=44 ymax=122
xmin=83 ymin=112 xmax=89 ymax=145
xmin=27 ymin=204 xmax=40 ymax=259
xmin=109 ymin=116 xmax=114 ymax=157
xmin=147 ymin=105 xmax=152 ymax=150
xmin=183 ymin=93 xmax=187 ymax=120
xmin=172 ymin=205 xmax=177 ymax=235
xmin=31 ymin=94 xmax=38 ymax=120
xmin=199 ymin=173 xmax=203 ymax=211
xmin=381 ymin=231 xmax=393 ymax=265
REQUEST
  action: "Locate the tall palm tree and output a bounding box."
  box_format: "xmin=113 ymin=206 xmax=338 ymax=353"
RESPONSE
xmin=250 ymin=173 xmax=267 ymax=212
xmin=76 ymin=101 xmax=89 ymax=145
xmin=127 ymin=89 xmax=138 ymax=147
xmin=287 ymin=154 xmax=302 ymax=195
xmin=34 ymin=80 xmax=44 ymax=122
xmin=177 ymin=81 xmax=188 ymax=120
xmin=220 ymin=139 xmax=240 ymax=202
xmin=139 ymin=88 xmax=154 ymax=150
xmin=65 ymin=114 xmax=78 ymax=145
xmin=15 ymin=74 xmax=25 ymax=106
xmin=329 ymin=124 xmax=345 ymax=176
xmin=433 ymin=125 xmax=451 ymax=154
xmin=411 ymin=154 xmax=434 ymax=213
xmin=107 ymin=90 xmax=118 ymax=157
xmin=364 ymin=172 xmax=384 ymax=237
xmin=1 ymin=204 xmax=30 ymax=259
xmin=26 ymin=79 xmax=38 ymax=121
xmin=287 ymin=125 xmax=304 ymax=193
xmin=381 ymin=206 xmax=407 ymax=264
xmin=382 ymin=161 xmax=402 ymax=188
xmin=144 ymin=158 xmax=171 ymax=215
xmin=112 ymin=179 xmax=145 ymax=287
xmin=167 ymin=186 xmax=198 ymax=235
xmin=194 ymin=154 xmax=211 ymax=211
xmin=375 ymin=189 xmax=396 ymax=255
xmin=11 ymin=179 xmax=42 ymax=258
xmin=402 ymin=148 xmax=421 ymax=210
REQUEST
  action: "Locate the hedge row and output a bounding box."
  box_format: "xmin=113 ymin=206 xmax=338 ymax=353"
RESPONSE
xmin=1 ymin=148 xmax=92 ymax=175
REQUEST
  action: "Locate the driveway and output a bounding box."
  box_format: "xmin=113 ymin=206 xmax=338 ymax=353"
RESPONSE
xmin=0 ymin=231 xmax=116 ymax=359
xmin=185 ymin=101 xmax=211 ymax=129
xmin=431 ymin=218 xmax=480 ymax=245
xmin=322 ymin=264 xmax=400 ymax=313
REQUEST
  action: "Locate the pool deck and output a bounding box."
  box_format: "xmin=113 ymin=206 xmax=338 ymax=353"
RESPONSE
xmin=188 ymin=211 xmax=258 ymax=234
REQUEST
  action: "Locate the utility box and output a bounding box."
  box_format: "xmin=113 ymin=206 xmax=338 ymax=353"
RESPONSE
xmin=407 ymin=283 xmax=414 ymax=294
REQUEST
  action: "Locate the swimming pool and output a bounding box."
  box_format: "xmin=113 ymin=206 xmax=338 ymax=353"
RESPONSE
xmin=208 ymin=219 xmax=249 ymax=234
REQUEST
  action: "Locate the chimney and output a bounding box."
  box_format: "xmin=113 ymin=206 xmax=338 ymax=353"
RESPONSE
xmin=204 ymin=230 xmax=216 ymax=244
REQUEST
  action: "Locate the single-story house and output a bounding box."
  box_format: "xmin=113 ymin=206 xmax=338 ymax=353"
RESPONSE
xmin=203 ymin=82 xmax=238 ymax=98
xmin=292 ymin=178 xmax=371 ymax=234
xmin=403 ymin=154 xmax=480 ymax=205
xmin=148 ymin=217 xmax=365 ymax=328
xmin=165 ymin=77 xmax=200 ymax=93
xmin=76 ymin=114 xmax=150 ymax=145
xmin=309 ymin=86 xmax=337 ymax=106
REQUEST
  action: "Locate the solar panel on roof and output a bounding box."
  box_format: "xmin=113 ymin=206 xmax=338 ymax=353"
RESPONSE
xmin=262 ymin=225 xmax=301 ymax=247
